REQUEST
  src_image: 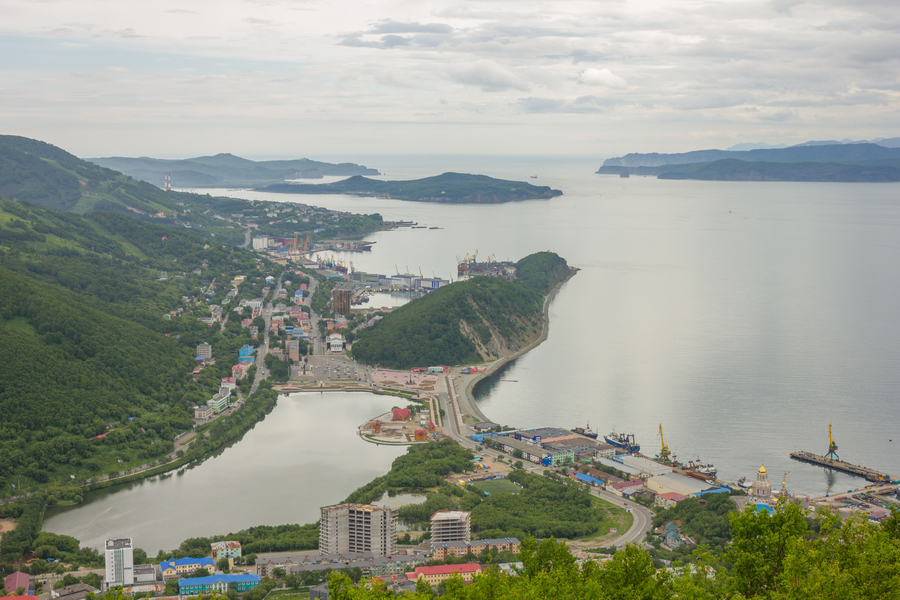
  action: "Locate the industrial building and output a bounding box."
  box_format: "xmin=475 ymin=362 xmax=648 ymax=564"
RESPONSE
xmin=489 ymin=435 xmax=545 ymax=464
xmin=543 ymin=437 xmax=599 ymax=456
xmin=615 ymin=455 xmax=673 ymax=477
xmin=104 ymin=538 xmax=134 ymax=589
xmin=319 ymin=503 xmax=397 ymax=557
xmin=514 ymin=428 xmax=574 ymax=444
xmin=646 ymin=473 xmax=718 ymax=497
xmin=430 ymin=510 xmax=471 ymax=548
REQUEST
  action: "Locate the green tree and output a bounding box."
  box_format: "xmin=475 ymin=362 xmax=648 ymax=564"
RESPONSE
xmin=725 ymin=499 xmax=808 ymax=597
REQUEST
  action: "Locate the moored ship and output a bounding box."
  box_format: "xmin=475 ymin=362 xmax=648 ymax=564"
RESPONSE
xmin=572 ymin=422 xmax=598 ymax=439
xmin=604 ymin=431 xmax=640 ymax=454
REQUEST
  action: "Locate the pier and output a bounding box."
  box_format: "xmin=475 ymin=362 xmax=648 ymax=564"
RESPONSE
xmin=789 ymin=450 xmax=896 ymax=483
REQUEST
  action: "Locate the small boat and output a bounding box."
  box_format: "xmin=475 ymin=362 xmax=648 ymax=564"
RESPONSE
xmin=604 ymin=431 xmax=640 ymax=453
xmin=530 ymin=175 xmax=538 ymax=179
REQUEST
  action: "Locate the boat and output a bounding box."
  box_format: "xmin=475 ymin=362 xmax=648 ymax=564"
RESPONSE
xmin=604 ymin=431 xmax=640 ymax=454
xmin=737 ymin=477 xmax=752 ymax=489
xmin=530 ymin=175 xmax=538 ymax=179
xmin=619 ymin=172 xmax=630 ymax=178
xmin=572 ymin=422 xmax=598 ymax=439
xmin=683 ymin=459 xmax=717 ymax=477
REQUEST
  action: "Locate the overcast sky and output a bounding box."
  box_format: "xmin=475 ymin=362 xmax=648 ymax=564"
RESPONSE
xmin=1 ymin=0 xmax=898 ymax=158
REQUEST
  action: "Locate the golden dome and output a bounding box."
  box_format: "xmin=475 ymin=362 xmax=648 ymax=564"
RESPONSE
xmin=758 ymin=463 xmax=766 ymax=474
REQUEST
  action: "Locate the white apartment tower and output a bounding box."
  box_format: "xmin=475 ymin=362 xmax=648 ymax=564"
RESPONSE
xmin=104 ymin=538 xmax=134 ymax=590
xmin=319 ymin=503 xmax=396 ymax=556
xmin=430 ymin=510 xmax=471 ymax=549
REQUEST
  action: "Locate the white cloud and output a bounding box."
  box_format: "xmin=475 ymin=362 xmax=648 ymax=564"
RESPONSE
xmin=580 ymin=68 xmax=627 ymax=88
xmin=446 ymin=61 xmax=529 ymax=92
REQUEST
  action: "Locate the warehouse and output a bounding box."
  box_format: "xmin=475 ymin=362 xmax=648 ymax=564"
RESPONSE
xmin=646 ymin=473 xmax=716 ymax=497
xmin=615 ymin=455 xmax=672 ymax=477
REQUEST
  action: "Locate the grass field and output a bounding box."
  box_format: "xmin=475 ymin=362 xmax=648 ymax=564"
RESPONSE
xmin=470 ymin=478 xmax=521 ymax=495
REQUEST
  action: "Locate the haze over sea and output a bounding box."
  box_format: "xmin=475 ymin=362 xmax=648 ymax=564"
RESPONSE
xmin=44 ymin=154 xmax=900 ymax=552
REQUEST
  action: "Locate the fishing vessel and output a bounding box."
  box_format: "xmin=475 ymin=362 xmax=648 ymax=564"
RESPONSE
xmin=604 ymin=431 xmax=640 ymax=454
xmin=572 ymin=422 xmax=598 ymax=439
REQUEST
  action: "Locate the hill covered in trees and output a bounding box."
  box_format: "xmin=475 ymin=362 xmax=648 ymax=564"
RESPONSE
xmin=88 ymin=153 xmax=380 ymax=188
xmin=350 ymin=252 xmax=571 ymax=368
xmin=596 ymin=142 xmax=900 ymax=182
xmin=259 ymin=172 xmax=563 ymax=203
xmin=0 ymin=196 xmax=285 ymax=493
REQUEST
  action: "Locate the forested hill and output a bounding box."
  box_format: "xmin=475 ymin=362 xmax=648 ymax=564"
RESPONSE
xmin=350 ymin=252 xmax=571 ymax=368
xmin=0 ymin=198 xmax=273 ymax=491
xmin=258 ymin=172 xmax=563 ymax=203
xmin=596 ymin=142 xmax=900 ymax=182
xmin=88 ymin=154 xmax=380 ymax=188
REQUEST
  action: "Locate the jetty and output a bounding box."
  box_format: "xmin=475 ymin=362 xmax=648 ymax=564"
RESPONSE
xmin=789 ymin=450 xmax=896 ymax=483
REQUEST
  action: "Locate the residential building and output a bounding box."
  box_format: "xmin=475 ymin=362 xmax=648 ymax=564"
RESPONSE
xmin=331 ymin=289 xmax=352 ymax=316
xmin=656 ymin=492 xmax=688 ymax=508
xmin=430 ymin=510 xmax=471 ymax=549
xmin=288 ymin=339 xmax=300 ymax=361
xmin=210 ymin=541 xmax=242 ymax=562
xmin=220 ymin=377 xmax=237 ymax=392
xmin=178 ymin=574 xmax=259 ymax=595
xmin=160 ymin=557 xmax=216 ymax=581
xmin=405 ymin=564 xmax=481 ymax=586
xmin=238 ymin=344 xmax=255 ymax=363
xmin=5 ymin=572 xmax=29 ymax=594
xmin=431 ymin=538 xmax=520 ymax=560
xmin=319 ymin=503 xmax=397 ymax=557
xmin=252 ymin=236 xmax=269 ymax=250
xmin=196 ymin=343 xmax=212 ymax=360
xmin=104 ymin=538 xmax=134 ymax=589
xmin=50 ymin=583 xmax=98 ymax=600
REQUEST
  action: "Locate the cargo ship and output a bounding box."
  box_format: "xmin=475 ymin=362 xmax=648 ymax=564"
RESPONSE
xmin=682 ymin=459 xmax=717 ymax=478
xmin=604 ymin=431 xmax=640 ymax=454
xmin=572 ymin=422 xmax=598 ymax=439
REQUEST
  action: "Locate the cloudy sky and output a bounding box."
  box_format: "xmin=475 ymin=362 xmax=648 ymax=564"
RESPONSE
xmin=1 ymin=0 xmax=898 ymax=158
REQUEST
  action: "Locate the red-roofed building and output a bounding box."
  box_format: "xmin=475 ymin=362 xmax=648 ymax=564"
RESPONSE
xmin=427 ymin=422 xmax=436 ymax=432
xmin=655 ymin=492 xmax=687 ymax=508
xmin=5 ymin=572 xmax=29 ymax=594
xmin=392 ymin=408 xmax=411 ymax=421
xmin=414 ymin=430 xmax=427 ymax=441
xmin=406 ymin=564 xmax=481 ymax=585
xmin=610 ymin=480 xmax=644 ymax=497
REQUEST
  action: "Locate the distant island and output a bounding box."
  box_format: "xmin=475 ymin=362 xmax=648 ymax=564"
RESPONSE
xmin=257 ymin=172 xmax=563 ymax=203
xmin=597 ymin=142 xmax=900 ymax=182
xmin=87 ymin=153 xmax=380 ymax=188
xmin=350 ymin=252 xmax=572 ymax=369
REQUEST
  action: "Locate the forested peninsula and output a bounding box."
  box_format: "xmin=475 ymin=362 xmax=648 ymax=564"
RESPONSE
xmin=597 ymin=142 xmax=900 ymax=182
xmin=350 ymin=252 xmax=572 ymax=368
xmin=88 ymin=154 xmax=380 ymax=188
xmin=258 ymin=172 xmax=563 ymax=203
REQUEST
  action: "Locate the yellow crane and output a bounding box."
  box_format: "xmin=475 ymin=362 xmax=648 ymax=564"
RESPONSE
xmin=657 ymin=424 xmax=672 ymax=464
xmin=825 ymin=422 xmax=839 ymax=460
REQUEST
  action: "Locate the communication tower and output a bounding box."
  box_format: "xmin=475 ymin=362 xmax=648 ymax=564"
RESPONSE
xmin=164 ymin=173 xmax=171 ymax=191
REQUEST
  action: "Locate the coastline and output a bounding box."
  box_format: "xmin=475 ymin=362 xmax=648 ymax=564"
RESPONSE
xmin=453 ymin=267 xmax=579 ymax=425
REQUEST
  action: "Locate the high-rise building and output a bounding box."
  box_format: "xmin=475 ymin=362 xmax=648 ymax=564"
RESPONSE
xmin=430 ymin=510 xmax=471 ymax=549
xmin=332 ymin=289 xmax=351 ymax=316
xmin=196 ymin=343 xmax=213 ymax=359
xmin=319 ymin=503 xmax=396 ymax=556
xmin=104 ymin=538 xmax=134 ymax=589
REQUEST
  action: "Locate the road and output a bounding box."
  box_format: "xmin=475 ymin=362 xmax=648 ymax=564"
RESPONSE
xmin=249 ymin=269 xmax=286 ymax=396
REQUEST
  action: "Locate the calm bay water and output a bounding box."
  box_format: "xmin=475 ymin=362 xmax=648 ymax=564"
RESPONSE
xmin=45 ymin=155 xmax=900 ymax=550
xmin=43 ymin=393 xmax=406 ymax=554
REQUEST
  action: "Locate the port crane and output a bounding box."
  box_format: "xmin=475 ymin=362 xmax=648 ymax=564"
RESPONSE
xmin=825 ymin=422 xmax=839 ymax=460
xmin=657 ymin=424 xmax=673 ymax=465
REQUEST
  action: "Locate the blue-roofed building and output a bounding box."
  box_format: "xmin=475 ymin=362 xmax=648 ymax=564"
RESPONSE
xmin=238 ymin=345 xmax=255 ymax=364
xmin=179 ymin=574 xmax=260 ymax=595
xmin=160 ymin=557 xmax=216 ymax=581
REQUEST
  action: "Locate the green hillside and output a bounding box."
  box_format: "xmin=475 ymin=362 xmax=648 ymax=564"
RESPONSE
xmin=0 ymin=197 xmax=283 ymax=492
xmin=350 ymin=252 xmax=570 ymax=368
xmin=88 ymin=153 xmax=380 ymax=188
xmin=259 ymin=172 xmax=563 ymax=203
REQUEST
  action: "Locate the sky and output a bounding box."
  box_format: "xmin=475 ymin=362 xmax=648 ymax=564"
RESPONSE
xmin=1 ymin=0 xmax=898 ymax=158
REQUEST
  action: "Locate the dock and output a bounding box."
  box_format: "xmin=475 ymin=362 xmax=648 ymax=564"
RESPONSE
xmin=790 ymin=450 xmax=896 ymax=483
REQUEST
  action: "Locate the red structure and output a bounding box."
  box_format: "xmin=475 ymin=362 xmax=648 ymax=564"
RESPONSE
xmin=392 ymin=408 xmax=410 ymax=421
xmin=164 ymin=172 xmax=171 ymax=191
xmin=414 ymin=430 xmax=427 ymax=441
